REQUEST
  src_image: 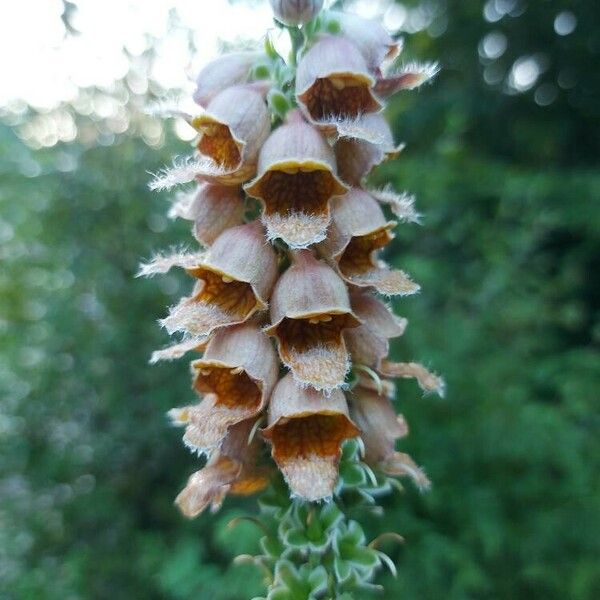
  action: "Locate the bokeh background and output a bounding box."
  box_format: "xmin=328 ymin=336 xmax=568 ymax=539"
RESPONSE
xmin=1 ymin=0 xmax=599 ymax=598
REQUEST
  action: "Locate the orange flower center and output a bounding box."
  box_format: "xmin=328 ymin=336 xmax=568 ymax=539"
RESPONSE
xmin=271 ymin=414 xmax=357 ymax=463
xmin=194 ymin=366 xmax=262 ymax=410
xmin=304 ymin=76 xmax=379 ymax=121
xmin=276 ymin=313 xmax=355 ymax=353
xmin=187 ymin=268 xmax=258 ymax=319
xmin=338 ymin=228 xmax=392 ymax=276
xmin=197 ymin=122 xmax=241 ymax=170
xmin=259 ymin=169 xmax=338 ymax=217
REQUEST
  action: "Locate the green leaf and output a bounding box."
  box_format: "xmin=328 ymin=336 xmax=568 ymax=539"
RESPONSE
xmin=334 ymin=556 xmax=352 ymax=583
xmin=284 ymin=528 xmax=309 ymax=548
xmin=339 ymin=462 xmax=367 ymax=487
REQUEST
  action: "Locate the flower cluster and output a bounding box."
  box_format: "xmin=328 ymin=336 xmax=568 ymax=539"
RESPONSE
xmin=144 ymin=0 xmax=441 ymax=548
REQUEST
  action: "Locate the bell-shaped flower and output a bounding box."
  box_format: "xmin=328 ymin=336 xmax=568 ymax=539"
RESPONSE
xmin=327 ymin=11 xmax=401 ymax=71
xmin=244 ymin=111 xmax=348 ymax=248
xmin=161 ymin=221 xmax=278 ymax=338
xmin=334 ymin=113 xmax=403 ymax=186
xmin=345 ymin=291 xmax=406 ymax=369
xmin=175 ymin=418 xmax=270 ymax=518
xmin=168 ymin=183 xmax=245 ymax=247
xmin=192 ymin=86 xmax=270 ymax=185
xmin=295 ymin=36 xmax=382 ymax=129
xmin=175 ymin=322 xmax=278 ymax=453
xmin=269 ymin=0 xmax=324 ymax=26
xmin=349 ymin=384 xmax=430 ymax=491
xmin=262 ymin=373 xmax=359 ymax=501
xmin=193 ymin=51 xmax=262 ymax=108
xmin=265 ymin=250 xmax=361 ymax=391
xmin=319 ymin=188 xmax=419 ymax=296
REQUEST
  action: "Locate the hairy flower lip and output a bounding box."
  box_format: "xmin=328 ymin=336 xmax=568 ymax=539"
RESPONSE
xmin=319 ymin=188 xmax=419 ymax=296
xmin=265 ymin=251 xmax=360 ymax=391
xmin=262 ymin=373 xmax=359 ymax=501
xmin=334 ymin=113 xmax=403 ymax=186
xmin=296 ymin=36 xmax=383 ymax=129
xmin=244 ymin=115 xmax=348 ymax=248
xmin=192 ymin=86 xmax=270 ymax=185
xmin=161 ymin=221 xmax=278 ymax=337
xmin=193 ymin=51 xmax=263 ymax=108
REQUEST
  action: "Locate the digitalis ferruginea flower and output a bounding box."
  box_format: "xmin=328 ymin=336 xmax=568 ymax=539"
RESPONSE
xmin=174 ymin=322 xmax=278 ymax=453
xmin=265 ymin=250 xmax=360 ymax=392
xmin=146 ymin=2 xmax=443 ymax=591
xmin=192 ymin=85 xmax=270 ymax=185
xmin=245 ymin=110 xmax=348 ymax=247
xmin=349 ymin=383 xmax=431 ymax=491
xmin=262 ymin=373 xmax=359 ymax=501
xmin=193 ymin=52 xmax=263 ymax=108
xmin=319 ymin=187 xmax=420 ymax=296
xmin=162 ymin=221 xmax=277 ymax=337
xmin=295 ymin=36 xmax=382 ymax=130
xmin=168 ymin=183 xmax=245 ymax=247
xmin=175 ymin=418 xmax=270 ymax=518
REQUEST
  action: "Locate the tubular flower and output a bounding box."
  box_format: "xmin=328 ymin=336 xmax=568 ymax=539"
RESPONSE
xmin=295 ymin=36 xmax=382 ymax=129
xmin=319 ymin=187 xmax=419 ymax=296
xmin=269 ymin=0 xmax=324 ymax=26
xmin=175 ymin=418 xmax=270 ymax=518
xmin=146 ymin=2 xmax=444 ymax=594
xmin=349 ymin=384 xmax=431 ymax=491
xmin=192 ymin=86 xmax=271 ymax=185
xmin=177 ymin=322 xmax=278 ymax=452
xmin=334 ymin=113 xmax=403 ymax=186
xmin=327 ymin=11 xmax=401 ymax=71
xmin=265 ymin=250 xmax=360 ymax=392
xmin=168 ymin=183 xmax=245 ymax=247
xmin=162 ymin=221 xmax=277 ymax=337
xmin=345 ymin=291 xmax=407 ymax=370
xmin=262 ymin=373 xmax=359 ymax=501
xmin=244 ymin=111 xmax=348 ymax=247
xmin=193 ymin=51 xmax=263 ymax=108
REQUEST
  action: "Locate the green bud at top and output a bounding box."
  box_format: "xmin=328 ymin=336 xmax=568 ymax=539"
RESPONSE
xmin=269 ymin=0 xmax=324 ymax=27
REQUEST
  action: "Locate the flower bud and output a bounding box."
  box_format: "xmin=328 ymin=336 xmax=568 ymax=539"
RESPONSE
xmin=345 ymin=292 xmax=406 ymax=369
xmin=168 ymin=183 xmax=245 ymax=247
xmin=334 ymin=113 xmax=403 ymax=186
xmin=175 ymin=418 xmax=269 ymax=518
xmin=296 ymin=36 xmax=382 ymax=129
xmin=192 ymin=86 xmax=270 ymax=185
xmin=181 ymin=322 xmax=278 ymax=452
xmin=262 ymin=373 xmax=359 ymax=501
xmin=327 ymin=11 xmax=401 ymax=70
xmin=319 ymin=188 xmax=419 ymax=296
xmin=244 ymin=112 xmax=348 ymax=248
xmin=269 ymin=0 xmax=324 ymax=26
xmin=265 ymin=250 xmax=360 ymax=391
xmin=349 ymin=385 xmax=430 ymax=491
xmin=194 ymin=51 xmax=262 ymax=108
xmin=162 ymin=221 xmax=277 ymax=338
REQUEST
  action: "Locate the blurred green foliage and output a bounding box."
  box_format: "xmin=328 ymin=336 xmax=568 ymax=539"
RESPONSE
xmin=1 ymin=0 xmax=599 ymax=598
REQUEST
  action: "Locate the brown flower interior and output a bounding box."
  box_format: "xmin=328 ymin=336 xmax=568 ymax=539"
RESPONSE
xmin=303 ymin=75 xmax=379 ymax=121
xmin=258 ymin=168 xmax=339 ymax=217
xmin=194 ymin=366 xmax=262 ymax=410
xmin=270 ymin=414 xmax=357 ymax=463
xmin=196 ymin=122 xmax=241 ymax=170
xmin=338 ymin=228 xmax=392 ymax=276
xmin=276 ymin=313 xmax=356 ymax=354
xmin=188 ymin=267 xmax=258 ymax=319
